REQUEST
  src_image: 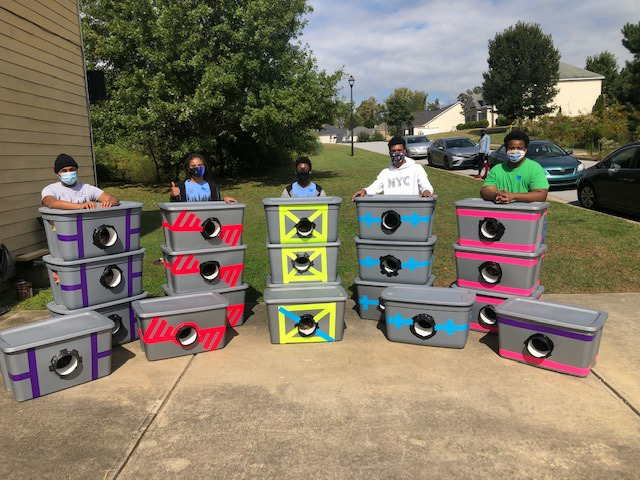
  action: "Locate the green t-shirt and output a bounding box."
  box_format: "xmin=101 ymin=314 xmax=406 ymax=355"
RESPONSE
xmin=483 ymin=158 xmax=549 ymax=193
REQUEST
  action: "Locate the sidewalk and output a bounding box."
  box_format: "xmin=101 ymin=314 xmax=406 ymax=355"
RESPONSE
xmin=1 ymin=293 xmax=639 ymax=479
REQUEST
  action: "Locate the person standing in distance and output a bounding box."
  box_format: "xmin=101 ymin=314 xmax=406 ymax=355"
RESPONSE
xmin=475 ymin=129 xmax=491 ymax=178
xmin=169 ymin=152 xmax=237 ymax=203
xmin=281 ymin=157 xmax=326 ymax=197
xmin=351 ymin=136 xmax=434 ymax=200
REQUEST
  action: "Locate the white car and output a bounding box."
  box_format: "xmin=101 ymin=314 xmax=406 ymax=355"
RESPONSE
xmin=404 ymin=135 xmax=432 ymax=159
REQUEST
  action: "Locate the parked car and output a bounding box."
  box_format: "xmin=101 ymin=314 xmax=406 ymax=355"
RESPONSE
xmin=489 ymin=140 xmax=584 ymax=187
xmin=404 ymin=135 xmax=432 ymax=159
xmin=578 ymin=142 xmax=640 ymax=216
xmin=427 ymin=137 xmax=478 ymax=169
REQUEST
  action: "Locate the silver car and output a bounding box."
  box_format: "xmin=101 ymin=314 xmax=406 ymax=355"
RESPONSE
xmin=427 ymin=137 xmax=479 ymax=169
xmin=404 ymin=135 xmax=432 ymax=159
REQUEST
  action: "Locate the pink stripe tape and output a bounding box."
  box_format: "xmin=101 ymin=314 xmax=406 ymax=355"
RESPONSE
xmin=457 ymin=279 xmax=534 ymax=296
xmin=499 ymin=349 xmax=591 ymax=376
xmin=458 ymin=238 xmax=536 ymax=252
xmin=455 ymin=251 xmax=539 ymax=266
xmin=470 ymin=322 xmax=498 ymax=333
xmin=456 ymin=209 xmax=542 ymax=221
xmin=475 ymin=295 xmax=504 ymax=305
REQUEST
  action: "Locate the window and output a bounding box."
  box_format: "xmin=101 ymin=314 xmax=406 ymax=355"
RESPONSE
xmin=445 ymin=138 xmax=475 ymax=148
xmin=608 ymin=147 xmax=638 ymax=169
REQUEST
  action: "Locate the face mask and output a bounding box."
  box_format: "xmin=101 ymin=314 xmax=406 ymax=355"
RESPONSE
xmin=59 ymin=171 xmax=77 ymax=185
xmin=390 ymin=151 xmax=405 ymax=167
xmin=507 ymin=150 xmax=526 ymax=163
xmin=189 ymin=166 xmax=205 ymax=177
xmin=296 ymin=170 xmax=310 ymax=184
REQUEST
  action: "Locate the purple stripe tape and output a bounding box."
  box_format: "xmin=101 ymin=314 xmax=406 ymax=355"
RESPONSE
xmin=57 ymin=234 xmax=78 ymax=242
xmin=127 ymin=256 xmax=142 ymax=297
xmin=8 ymin=348 xmax=40 ymax=398
xmin=76 ymin=214 xmax=85 ymax=258
xmin=60 ymin=265 xmax=89 ymax=307
xmin=125 ymin=209 xmax=140 ymax=252
xmin=90 ymin=332 xmax=111 ymax=381
xmin=498 ymin=316 xmax=595 ymax=342
xmin=129 ymin=306 xmax=137 ymax=342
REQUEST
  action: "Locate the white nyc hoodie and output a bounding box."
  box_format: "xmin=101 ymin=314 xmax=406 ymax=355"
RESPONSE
xmin=364 ymin=157 xmax=434 ymax=196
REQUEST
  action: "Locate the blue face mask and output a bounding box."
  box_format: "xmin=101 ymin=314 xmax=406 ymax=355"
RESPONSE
xmin=59 ymin=171 xmax=77 ymax=185
xmin=507 ymin=150 xmax=526 ymax=163
xmin=189 ymin=166 xmax=205 ymax=177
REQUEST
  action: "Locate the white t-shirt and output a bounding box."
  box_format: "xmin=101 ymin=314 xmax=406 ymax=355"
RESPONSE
xmin=41 ymin=182 xmax=104 ymax=204
xmin=364 ymin=158 xmax=434 ymax=195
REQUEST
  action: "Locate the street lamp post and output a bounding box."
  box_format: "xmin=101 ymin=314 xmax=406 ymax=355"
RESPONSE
xmin=348 ymin=75 xmax=355 ymax=157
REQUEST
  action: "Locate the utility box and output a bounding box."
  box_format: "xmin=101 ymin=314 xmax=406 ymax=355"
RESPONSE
xmin=496 ymin=298 xmax=607 ymax=377
xmin=264 ymin=285 xmax=347 ymax=344
xmin=161 ymin=244 xmax=246 ymax=294
xmin=453 ymin=243 xmax=546 ymax=296
xmin=266 ymin=240 xmax=340 ymax=284
xmin=0 ymin=311 xmax=113 ymax=401
xmin=133 ymin=291 xmax=230 ymax=361
xmin=39 ymin=202 xmax=143 ymax=261
xmin=262 ymin=197 xmax=342 ymax=244
xmin=354 ymin=275 xmax=436 ymax=322
xmin=47 ymin=291 xmax=149 ymax=345
xmin=43 ymin=248 xmax=145 ymax=310
xmin=158 ymin=201 xmax=245 ymax=251
xmin=355 ymin=236 xmax=436 ymax=284
xmin=381 ymin=286 xmax=475 ymax=348
xmin=355 ymin=195 xmax=436 ymax=241
xmin=454 ymin=198 xmax=548 ymax=253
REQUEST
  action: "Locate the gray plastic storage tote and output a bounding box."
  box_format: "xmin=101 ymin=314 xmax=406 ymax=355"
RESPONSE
xmin=454 ymin=198 xmax=548 ymax=253
xmin=354 ymin=275 xmax=435 ymax=322
xmin=132 ymin=291 xmax=230 ymax=361
xmin=267 ymin=240 xmax=340 ymax=284
xmin=162 ymin=283 xmax=249 ymax=327
xmin=44 ymin=248 xmax=145 ymax=310
xmin=161 ymin=244 xmax=246 ymax=294
xmin=0 ymin=311 xmax=113 ymax=402
xmin=451 ymin=283 xmax=544 ymax=334
xmin=266 ymin=274 xmax=342 ymax=288
xmin=496 ymin=298 xmax=607 ymax=377
xmin=453 ymin=243 xmax=545 ymax=296
xmin=263 ymin=197 xmax=342 ymax=244
xmin=47 ymin=291 xmax=149 ymax=345
xmin=264 ymin=285 xmax=347 ymax=344
xmin=159 ymin=201 xmax=245 ymax=251
xmin=381 ymin=286 xmax=475 ymax=348
xmin=355 ymin=236 xmax=435 ymax=284
xmin=40 ymin=202 xmax=143 ymax=261
xmin=355 ymin=195 xmax=436 ymax=241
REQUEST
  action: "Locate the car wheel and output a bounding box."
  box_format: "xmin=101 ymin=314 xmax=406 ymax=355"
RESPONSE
xmin=427 ymin=154 xmax=433 ymax=166
xmin=578 ymin=183 xmax=597 ymax=209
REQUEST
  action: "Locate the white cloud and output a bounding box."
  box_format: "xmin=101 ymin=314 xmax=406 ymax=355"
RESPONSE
xmin=302 ymin=0 xmax=640 ymax=105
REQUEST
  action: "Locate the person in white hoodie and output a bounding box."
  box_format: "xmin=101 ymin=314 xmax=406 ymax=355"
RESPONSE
xmin=351 ymin=136 xmax=434 ymax=201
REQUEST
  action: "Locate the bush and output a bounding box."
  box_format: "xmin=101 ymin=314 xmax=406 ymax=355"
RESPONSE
xmin=496 ymin=116 xmax=511 ymax=126
xmin=94 ymin=143 xmax=161 ymax=184
xmin=357 ymin=131 xmax=371 ymax=142
xmin=457 ymin=120 xmax=490 ymax=130
xmin=456 ymin=123 xmax=466 ymax=130
xmin=370 ymin=131 xmax=385 ymax=141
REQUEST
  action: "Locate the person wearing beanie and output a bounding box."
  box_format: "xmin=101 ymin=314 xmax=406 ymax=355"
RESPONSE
xmin=169 ymin=152 xmax=237 ymax=202
xmin=352 ymin=136 xmax=434 ymax=200
xmin=281 ymin=156 xmax=326 ymax=197
xmin=41 ymin=153 xmax=119 ymax=209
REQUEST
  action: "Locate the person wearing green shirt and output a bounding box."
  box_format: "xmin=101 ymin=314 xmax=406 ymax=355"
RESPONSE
xmin=480 ymin=130 xmax=549 ymax=204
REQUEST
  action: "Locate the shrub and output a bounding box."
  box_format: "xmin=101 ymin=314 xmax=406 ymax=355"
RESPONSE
xmin=458 ymin=120 xmax=490 ymax=129
xmin=496 ymin=116 xmax=511 ymax=126
xmin=456 ymin=123 xmax=466 ymax=130
xmin=357 ymin=131 xmax=371 ymax=142
xmin=94 ymin=143 xmax=161 ymax=183
xmin=370 ymin=131 xmax=385 ymax=141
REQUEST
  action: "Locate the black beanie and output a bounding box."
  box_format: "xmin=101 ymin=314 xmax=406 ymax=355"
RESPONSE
xmin=54 ymin=153 xmax=78 ymax=173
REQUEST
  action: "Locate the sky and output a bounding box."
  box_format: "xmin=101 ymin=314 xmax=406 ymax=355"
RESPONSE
xmin=301 ymin=0 xmax=640 ymax=107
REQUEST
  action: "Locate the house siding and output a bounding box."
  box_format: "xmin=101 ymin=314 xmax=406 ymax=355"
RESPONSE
xmin=554 ymin=79 xmax=602 ymax=116
xmin=0 ymin=0 xmax=94 ymax=257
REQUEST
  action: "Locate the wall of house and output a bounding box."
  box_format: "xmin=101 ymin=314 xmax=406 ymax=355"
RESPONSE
xmin=318 ymin=134 xmax=337 ymax=144
xmin=0 ymin=0 xmax=94 ymax=258
xmin=426 ymin=106 xmax=464 ymax=133
xmin=553 ymin=79 xmax=602 ymax=116
xmin=412 ymin=127 xmax=439 ymax=136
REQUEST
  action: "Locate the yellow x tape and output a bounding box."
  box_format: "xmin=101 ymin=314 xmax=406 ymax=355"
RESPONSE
xmin=278 ymin=204 xmax=328 ymax=243
xmin=278 ymin=302 xmax=337 ymax=343
xmin=281 ymin=246 xmax=328 ymax=283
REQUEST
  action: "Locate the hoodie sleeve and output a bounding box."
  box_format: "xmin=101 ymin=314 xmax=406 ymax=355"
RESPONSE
xmin=416 ymin=164 xmax=434 ymax=195
xmin=364 ymin=170 xmax=386 ymax=195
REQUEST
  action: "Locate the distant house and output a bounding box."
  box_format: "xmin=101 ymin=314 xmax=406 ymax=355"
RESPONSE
xmin=317 ymin=126 xmax=348 ymax=144
xmin=463 ymin=62 xmax=604 ymax=126
xmin=403 ymin=102 xmax=464 ymax=136
xmin=352 ymin=126 xmax=375 ymax=141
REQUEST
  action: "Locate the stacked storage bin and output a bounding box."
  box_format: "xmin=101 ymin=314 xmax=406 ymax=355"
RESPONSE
xmin=451 ymin=198 xmax=548 ymax=334
xmin=262 ymin=197 xmax=347 ymax=344
xmin=157 ymin=201 xmax=248 ymax=330
xmin=353 ymin=196 xmax=437 ymax=323
xmin=42 ymin=202 xmax=147 ymax=346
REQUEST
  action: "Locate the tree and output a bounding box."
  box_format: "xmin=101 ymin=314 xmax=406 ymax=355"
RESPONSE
xmin=457 ymin=86 xmax=482 ymax=107
xmin=384 ymin=89 xmax=416 ymax=135
xmin=356 ymin=97 xmax=383 ymax=128
xmin=426 ymin=98 xmax=441 ymax=110
xmin=482 ymin=22 xmax=560 ymax=120
xmin=81 ymin=0 xmax=342 ymax=177
xmin=385 ymin=88 xmax=427 ymax=113
xmin=615 ymin=22 xmax=640 ymax=108
xmin=585 ymin=51 xmax=618 ymax=96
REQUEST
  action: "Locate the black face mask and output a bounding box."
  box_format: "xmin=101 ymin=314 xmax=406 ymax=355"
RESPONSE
xmin=296 ymin=170 xmax=310 ymax=184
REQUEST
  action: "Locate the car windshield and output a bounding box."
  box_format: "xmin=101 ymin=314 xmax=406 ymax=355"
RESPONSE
xmin=407 ymin=136 xmax=429 ymax=144
xmin=446 ymin=138 xmax=475 ymax=148
xmin=527 ymin=143 xmax=567 ymax=158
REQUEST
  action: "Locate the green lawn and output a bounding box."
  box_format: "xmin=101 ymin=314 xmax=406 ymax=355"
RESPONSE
xmin=6 ymin=143 xmax=640 ymax=310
